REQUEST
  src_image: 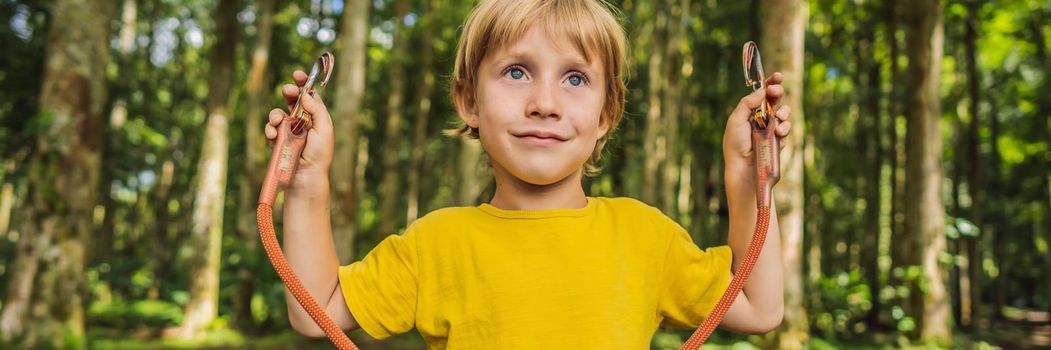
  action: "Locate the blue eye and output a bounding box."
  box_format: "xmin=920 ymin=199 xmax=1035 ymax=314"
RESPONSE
xmin=508 ymin=67 xmax=525 ymax=80
xmin=567 ymin=75 xmax=584 ymax=86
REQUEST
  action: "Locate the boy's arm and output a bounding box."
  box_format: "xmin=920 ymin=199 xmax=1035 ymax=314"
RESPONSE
xmin=282 ymin=175 xmax=361 ymax=337
xmin=716 ymin=162 xmax=785 ymax=334
xmin=709 ymin=73 xmax=789 ymax=334
xmin=266 ymin=74 xmax=360 ymax=338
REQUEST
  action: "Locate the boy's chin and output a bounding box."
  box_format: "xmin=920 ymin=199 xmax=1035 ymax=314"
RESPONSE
xmin=506 ymin=165 xmax=581 ymax=186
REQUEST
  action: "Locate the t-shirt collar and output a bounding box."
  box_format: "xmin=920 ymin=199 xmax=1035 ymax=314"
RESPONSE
xmin=477 ymin=196 xmax=597 ymax=219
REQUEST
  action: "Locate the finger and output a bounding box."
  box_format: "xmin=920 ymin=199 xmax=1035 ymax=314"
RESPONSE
xmin=282 ymin=84 xmax=301 ymax=111
xmin=776 ymin=121 xmax=792 ymax=137
xmin=765 ymin=72 xmax=783 ymax=85
xmin=775 ymin=105 xmax=791 ymax=121
xmin=766 ymin=84 xmax=784 ymax=105
xmin=292 ymin=70 xmax=308 ymax=86
xmin=265 ymin=124 xmax=277 ymax=140
xmin=269 ymin=108 xmax=286 ymax=126
xmin=281 ymin=71 xmax=310 ymax=110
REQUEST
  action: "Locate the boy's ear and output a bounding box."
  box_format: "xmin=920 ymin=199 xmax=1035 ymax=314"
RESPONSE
xmin=454 ymin=83 xmax=479 ymax=128
xmin=597 ymin=114 xmax=611 ymax=139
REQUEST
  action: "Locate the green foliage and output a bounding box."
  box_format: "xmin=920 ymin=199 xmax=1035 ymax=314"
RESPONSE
xmin=946 ymin=216 xmax=980 ymax=239
xmin=1 ymin=0 xmax=1048 ymax=348
xmin=89 ymin=299 xmax=184 ymax=329
xmin=814 ymin=270 xmax=873 ymax=338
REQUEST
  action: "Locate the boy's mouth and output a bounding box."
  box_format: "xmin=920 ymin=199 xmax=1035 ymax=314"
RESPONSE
xmin=513 ymin=130 xmax=569 ymax=146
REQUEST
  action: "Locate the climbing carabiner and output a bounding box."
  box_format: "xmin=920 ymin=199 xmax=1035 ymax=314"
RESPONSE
xmin=742 ymin=41 xmax=773 ymax=129
xmin=289 ymin=52 xmax=335 ymax=135
xmin=741 ymin=41 xmax=780 ymax=207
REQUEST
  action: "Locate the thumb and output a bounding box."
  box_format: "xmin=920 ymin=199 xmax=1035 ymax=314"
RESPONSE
xmin=731 ymin=89 xmax=766 ymax=124
xmin=739 ymin=88 xmax=767 ymax=111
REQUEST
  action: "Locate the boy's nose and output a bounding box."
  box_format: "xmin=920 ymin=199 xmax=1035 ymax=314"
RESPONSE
xmin=526 ymin=81 xmax=561 ymax=120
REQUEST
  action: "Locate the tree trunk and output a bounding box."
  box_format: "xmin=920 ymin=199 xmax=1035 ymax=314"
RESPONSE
xmin=144 ymin=9 xmax=174 ymax=303
xmin=987 ymin=85 xmax=1005 ymax=318
xmin=962 ymin=0 xmax=983 ymax=328
xmin=1030 ymin=4 xmax=1051 ymax=321
xmin=949 ymin=94 xmax=963 ymax=327
xmin=903 ymin=0 xmax=951 ymax=342
xmin=0 ymin=206 xmax=48 ymax=344
xmin=761 ymin=0 xmax=808 ymax=348
xmin=0 ymin=0 xmax=117 ymax=346
xmin=873 ymin=0 xmax=898 ymax=323
xmin=176 ymin=0 xmax=239 ymax=338
xmin=641 ymin=3 xmax=667 ymax=205
xmin=0 ymin=183 xmax=10 ymax=238
xmin=1046 ymin=174 xmax=1051 ymax=319
xmin=0 ymin=160 xmax=17 ymax=237
xmin=331 ymin=0 xmax=370 ymax=263
xmin=660 ymin=0 xmax=688 ymax=217
xmin=377 ymin=0 xmax=410 ymax=238
xmin=233 ymin=0 xmax=274 ymax=331
xmin=148 ymin=160 xmax=175 ymax=300
xmin=677 ymin=153 xmax=692 ymax=226
xmin=95 ymin=0 xmax=138 ymax=266
xmin=884 ymin=0 xmax=914 ymax=328
xmin=805 ymin=134 xmax=822 ymax=311
xmin=406 ymin=0 xmax=437 ymax=225
xmin=855 ymin=0 xmax=885 ymax=329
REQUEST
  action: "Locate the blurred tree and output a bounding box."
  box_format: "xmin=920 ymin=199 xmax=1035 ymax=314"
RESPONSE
xmin=761 ymin=0 xmax=808 ymax=348
xmin=96 ymin=0 xmax=138 ymax=265
xmin=642 ymin=1 xmax=668 ymax=206
xmin=853 ymin=0 xmax=883 ymax=330
xmin=233 ymin=0 xmax=275 ymax=332
xmin=903 ymin=0 xmax=951 ymax=342
xmin=406 ymin=0 xmax=437 ymax=225
xmin=960 ymin=0 xmax=982 ymax=329
xmin=660 ymin=0 xmax=689 ymax=218
xmin=377 ymin=0 xmax=410 ymax=240
xmin=176 ymin=0 xmax=240 ymax=339
xmin=0 ymin=160 xmax=14 ymax=237
xmin=0 ymin=0 xmax=117 ymax=347
xmin=885 ymin=0 xmax=910 ymax=332
xmin=332 ymin=0 xmax=371 ymax=263
xmin=1029 ymin=2 xmax=1051 ymax=321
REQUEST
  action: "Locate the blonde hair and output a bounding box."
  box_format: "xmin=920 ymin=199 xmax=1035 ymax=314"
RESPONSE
xmin=449 ymin=0 xmax=628 ymax=175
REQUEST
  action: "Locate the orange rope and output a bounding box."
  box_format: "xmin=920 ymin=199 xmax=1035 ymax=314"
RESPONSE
xmin=679 ymin=206 xmax=771 ymax=349
xmin=258 ymin=203 xmax=359 ymax=350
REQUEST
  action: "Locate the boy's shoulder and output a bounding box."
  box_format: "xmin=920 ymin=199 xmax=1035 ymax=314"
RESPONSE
xmin=405 ymin=205 xmax=480 ymax=232
xmin=593 ymin=196 xmax=667 ymax=219
xmin=592 ymin=196 xmax=653 ymax=210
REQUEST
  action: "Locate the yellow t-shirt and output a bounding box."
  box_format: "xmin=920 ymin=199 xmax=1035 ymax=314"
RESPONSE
xmin=338 ymin=196 xmax=732 ymax=349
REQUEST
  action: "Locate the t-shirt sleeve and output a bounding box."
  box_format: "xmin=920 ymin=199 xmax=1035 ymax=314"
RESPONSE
xmin=657 ymin=220 xmax=733 ymax=329
xmin=338 ymin=226 xmax=419 ymax=340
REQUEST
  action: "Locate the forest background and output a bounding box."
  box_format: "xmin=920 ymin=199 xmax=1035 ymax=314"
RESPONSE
xmin=0 ymin=0 xmax=1049 ymax=349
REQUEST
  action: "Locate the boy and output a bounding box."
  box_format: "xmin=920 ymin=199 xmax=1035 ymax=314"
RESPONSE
xmin=264 ymin=0 xmax=792 ymax=348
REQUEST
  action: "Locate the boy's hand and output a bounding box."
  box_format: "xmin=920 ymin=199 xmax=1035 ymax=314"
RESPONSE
xmin=722 ymin=72 xmax=792 ymax=175
xmin=265 ymin=70 xmax=335 ymax=190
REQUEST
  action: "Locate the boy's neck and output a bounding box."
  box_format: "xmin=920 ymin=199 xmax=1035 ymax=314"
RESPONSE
xmin=488 ymin=164 xmax=588 ymax=211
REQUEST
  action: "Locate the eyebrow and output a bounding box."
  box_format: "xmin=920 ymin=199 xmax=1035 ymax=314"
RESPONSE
xmin=493 ymin=50 xmax=593 ymax=73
